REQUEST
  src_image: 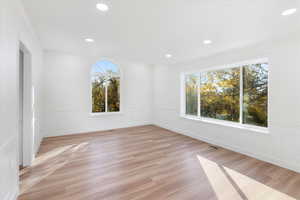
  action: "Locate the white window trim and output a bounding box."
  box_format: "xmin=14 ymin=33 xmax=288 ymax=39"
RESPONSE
xmin=89 ymin=112 xmax=123 ymax=118
xmin=89 ymin=60 xmax=122 ymax=117
xmin=180 ymin=115 xmax=269 ymax=134
xmin=181 ymin=58 xmax=269 ymax=134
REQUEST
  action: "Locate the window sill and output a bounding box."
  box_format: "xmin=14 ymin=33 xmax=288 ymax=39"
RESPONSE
xmin=180 ymin=115 xmax=269 ymax=134
xmin=89 ymin=112 xmax=123 ymax=118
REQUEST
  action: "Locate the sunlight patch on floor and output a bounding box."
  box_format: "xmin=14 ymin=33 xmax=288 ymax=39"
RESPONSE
xmin=20 ymin=160 xmax=68 ymax=195
xmin=197 ymin=155 xmax=244 ymax=200
xmin=197 ymin=155 xmax=296 ymax=200
xmin=71 ymin=142 xmax=89 ymax=152
xmin=20 ymin=142 xmax=89 ymax=195
xmin=32 ymin=145 xmax=74 ymax=166
xmin=225 ymin=165 xmax=296 ymax=200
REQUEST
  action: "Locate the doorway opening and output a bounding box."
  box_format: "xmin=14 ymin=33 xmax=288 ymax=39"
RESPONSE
xmin=18 ymin=42 xmax=33 ymax=170
xmin=19 ymin=48 xmax=25 ymax=169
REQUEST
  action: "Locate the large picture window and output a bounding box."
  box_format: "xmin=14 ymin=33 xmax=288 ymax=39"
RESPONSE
xmin=183 ymin=59 xmax=268 ymax=129
xmin=200 ymin=67 xmax=240 ymax=122
xmin=91 ymin=60 xmax=120 ymax=113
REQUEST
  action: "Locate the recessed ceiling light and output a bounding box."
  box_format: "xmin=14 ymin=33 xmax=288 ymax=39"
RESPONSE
xmin=85 ymin=38 xmax=95 ymax=43
xmin=281 ymin=8 xmax=297 ymax=16
xmin=165 ymin=54 xmax=172 ymax=58
xmin=96 ymin=3 xmax=109 ymax=12
xmin=203 ymin=40 xmax=212 ymax=45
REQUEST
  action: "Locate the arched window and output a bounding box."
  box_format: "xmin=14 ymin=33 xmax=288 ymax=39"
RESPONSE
xmin=91 ymin=60 xmax=120 ymax=113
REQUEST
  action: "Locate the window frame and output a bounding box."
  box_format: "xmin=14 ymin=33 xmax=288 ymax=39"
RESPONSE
xmin=181 ymin=58 xmax=269 ymax=133
xmin=89 ymin=60 xmax=122 ymax=116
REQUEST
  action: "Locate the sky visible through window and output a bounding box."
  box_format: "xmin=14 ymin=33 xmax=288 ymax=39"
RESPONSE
xmin=91 ymin=60 xmax=120 ymax=113
xmin=91 ymin=60 xmax=119 ymax=74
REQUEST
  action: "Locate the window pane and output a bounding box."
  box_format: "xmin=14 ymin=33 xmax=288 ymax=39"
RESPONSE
xmin=243 ymin=63 xmax=268 ymax=127
xmin=91 ymin=60 xmax=120 ymax=113
xmin=92 ymin=78 xmax=106 ymax=113
xmin=185 ymin=74 xmax=198 ymax=116
xmin=200 ymin=68 xmax=240 ymax=122
xmin=107 ymin=77 xmax=120 ymax=112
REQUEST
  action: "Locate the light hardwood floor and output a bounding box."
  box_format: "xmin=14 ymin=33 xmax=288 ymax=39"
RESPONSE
xmin=19 ymin=125 xmax=300 ymax=200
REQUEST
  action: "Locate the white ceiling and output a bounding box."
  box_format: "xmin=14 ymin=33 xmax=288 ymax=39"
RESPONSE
xmin=22 ymin=0 xmax=300 ymax=64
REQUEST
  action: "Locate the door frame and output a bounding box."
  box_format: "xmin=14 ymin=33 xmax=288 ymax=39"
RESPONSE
xmin=18 ymin=42 xmax=33 ymax=167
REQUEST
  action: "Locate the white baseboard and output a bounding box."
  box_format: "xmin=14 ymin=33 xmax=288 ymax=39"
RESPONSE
xmin=43 ymin=122 xmax=153 ymax=137
xmin=155 ymin=123 xmax=300 ymax=174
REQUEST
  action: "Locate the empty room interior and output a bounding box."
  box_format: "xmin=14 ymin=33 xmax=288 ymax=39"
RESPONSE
xmin=1 ymin=0 xmax=300 ymax=199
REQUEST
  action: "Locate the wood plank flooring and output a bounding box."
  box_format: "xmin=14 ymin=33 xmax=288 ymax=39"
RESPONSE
xmin=19 ymin=125 xmax=300 ymax=200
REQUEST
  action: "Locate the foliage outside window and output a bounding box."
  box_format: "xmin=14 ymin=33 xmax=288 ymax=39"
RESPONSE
xmin=200 ymin=68 xmax=240 ymax=122
xmin=91 ymin=61 xmax=120 ymax=113
xmin=243 ymin=63 xmax=268 ymax=127
xmin=185 ymin=74 xmax=198 ymax=116
xmin=184 ymin=60 xmax=268 ymax=128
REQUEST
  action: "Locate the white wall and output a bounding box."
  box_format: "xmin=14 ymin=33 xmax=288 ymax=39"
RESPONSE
xmin=41 ymin=51 xmax=153 ymax=137
xmin=153 ymin=34 xmax=300 ymax=173
xmin=0 ymin=0 xmax=43 ymax=199
xmin=0 ymin=2 xmax=299 ymax=199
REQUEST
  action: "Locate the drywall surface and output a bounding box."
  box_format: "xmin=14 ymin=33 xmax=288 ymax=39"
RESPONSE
xmin=153 ymin=34 xmax=300 ymax=173
xmin=0 ymin=0 xmax=43 ymax=199
xmin=42 ymin=51 xmax=153 ymax=137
